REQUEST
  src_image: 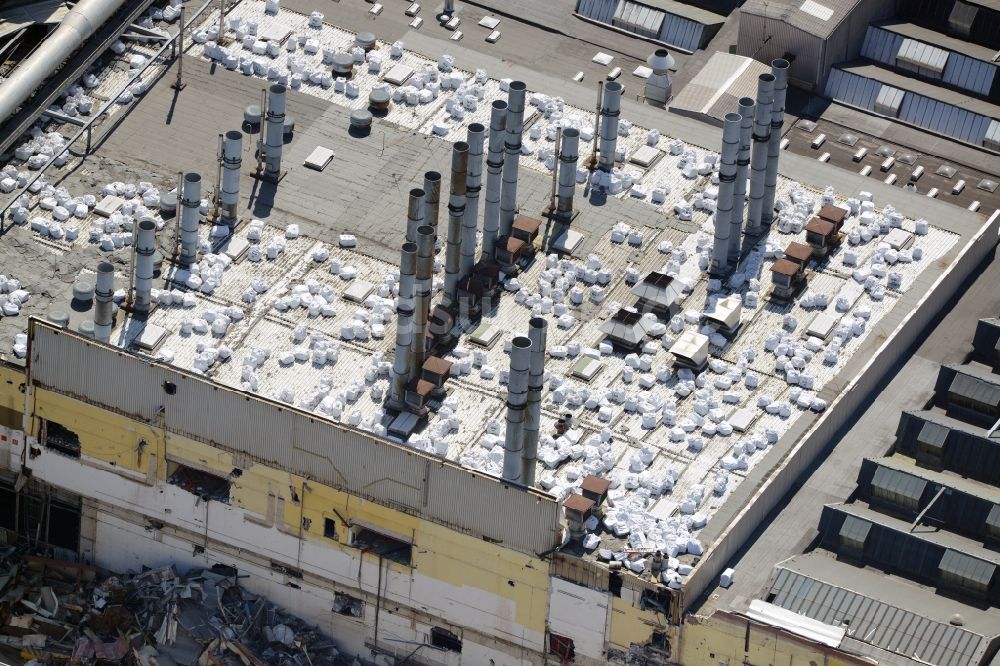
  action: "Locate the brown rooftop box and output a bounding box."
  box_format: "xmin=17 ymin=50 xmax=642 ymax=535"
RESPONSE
xmin=818 ymin=204 xmax=848 ymax=231
xmin=512 ymin=214 xmax=541 ymax=242
xmin=580 ymin=475 xmax=611 ymax=505
xmin=564 ymin=493 xmax=596 ymax=519
xmin=422 ymin=356 xmax=452 ymax=387
xmin=784 ymin=241 xmax=813 ymax=267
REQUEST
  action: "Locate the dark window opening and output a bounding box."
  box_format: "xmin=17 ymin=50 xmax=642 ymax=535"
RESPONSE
xmin=167 ymin=463 xmax=231 ymax=502
xmin=270 ymin=560 xmax=303 ymax=579
xmin=333 ymin=591 xmax=364 ymax=618
xmin=324 ymin=517 xmax=338 ymax=539
xmin=640 ymin=588 xmax=672 ymax=618
xmin=351 ymin=526 xmax=412 ymax=566
xmin=430 ymin=627 xmax=462 ymax=653
xmin=302 ymin=517 xmax=311 ymax=531
xmin=549 ymin=633 xmax=575 ymax=660
xmin=609 ymin=572 xmax=623 ymax=598
xmin=44 ymin=420 xmax=80 ymax=458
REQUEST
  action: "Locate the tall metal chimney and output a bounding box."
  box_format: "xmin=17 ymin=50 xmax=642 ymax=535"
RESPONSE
xmin=762 ymin=59 xmax=789 ymax=227
xmin=390 ymin=241 xmax=417 ymax=410
xmin=503 ymin=335 xmax=532 ymax=484
xmin=711 ymin=113 xmax=741 ymax=276
xmin=746 ymin=73 xmax=775 ymax=235
xmin=220 ymin=130 xmax=242 ymax=227
xmin=730 ymin=96 xmax=755 ymax=266
xmin=481 ymin=100 xmax=507 ymax=261
xmin=423 ymin=171 xmax=442 ymax=235
xmin=406 ymin=188 xmax=426 ymax=244
xmin=461 ymin=123 xmax=485 ymax=279
xmin=556 ymin=127 xmax=580 ymax=221
xmin=523 ymin=317 xmax=547 ymax=486
xmin=598 ymin=81 xmax=623 ymax=173
xmin=499 ymin=81 xmax=526 ymax=238
xmin=180 ymin=172 xmax=201 ymax=266
xmin=133 ymin=217 xmax=156 ymax=314
xmin=444 ymin=141 xmax=469 ymax=308
xmin=410 ymin=224 xmax=435 ymax=378
xmin=263 ymin=84 xmax=286 ymax=180
xmin=94 ymin=262 xmax=114 ymax=342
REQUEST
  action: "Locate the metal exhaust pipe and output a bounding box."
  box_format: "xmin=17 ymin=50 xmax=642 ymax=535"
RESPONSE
xmin=499 ymin=81 xmax=526 ymax=238
xmin=762 ymin=59 xmax=789 ymax=226
xmin=711 ymin=113 xmax=741 ymax=276
xmin=390 ymin=242 xmax=418 ymax=409
xmin=406 ymin=188 xmax=426 ymax=244
xmin=444 ymin=141 xmax=469 ymax=308
xmin=133 ymin=217 xmax=157 ymax=313
xmin=180 ymin=172 xmax=201 ymax=266
xmin=746 ymin=73 xmax=775 ymax=234
xmin=730 ymin=96 xmax=755 ymax=265
xmin=461 ymin=123 xmax=485 ymax=280
xmin=410 ymin=224 xmax=435 ymax=379
xmin=220 ymin=131 xmax=242 ymax=227
xmin=598 ymin=81 xmax=623 ymax=173
xmin=481 ymin=100 xmax=507 ymax=261
xmin=503 ymin=335 xmax=532 ymax=484
xmin=264 ymin=84 xmax=286 ymax=179
xmin=423 ymin=171 xmax=442 ymax=236
xmin=523 ymin=317 xmax=547 ymax=486
xmin=94 ymin=262 xmax=115 ymax=342
xmin=557 ymin=127 xmax=580 ymax=221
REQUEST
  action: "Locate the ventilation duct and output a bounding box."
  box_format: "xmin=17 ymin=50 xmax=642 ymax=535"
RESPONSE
xmin=644 ymin=48 xmax=674 ymax=105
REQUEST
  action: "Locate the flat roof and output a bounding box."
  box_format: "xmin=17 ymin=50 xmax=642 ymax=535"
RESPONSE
xmin=837 ymin=62 xmax=1000 ymax=121
xmin=741 ymin=0 xmax=863 ymax=38
xmin=868 ymin=455 xmax=1000 ymax=505
xmin=873 ymin=20 xmax=1000 ymax=64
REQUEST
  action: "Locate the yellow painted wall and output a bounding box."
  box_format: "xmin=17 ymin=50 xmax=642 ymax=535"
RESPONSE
xmin=609 ymin=596 xmax=665 ymax=649
xmin=683 ymin=611 xmax=875 ymax=666
xmin=29 ymin=388 xmax=550 ymax=635
xmin=0 ymin=362 xmax=25 ymax=429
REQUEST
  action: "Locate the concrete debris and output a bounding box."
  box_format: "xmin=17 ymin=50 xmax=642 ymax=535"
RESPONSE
xmin=0 ymin=548 xmax=349 ymax=665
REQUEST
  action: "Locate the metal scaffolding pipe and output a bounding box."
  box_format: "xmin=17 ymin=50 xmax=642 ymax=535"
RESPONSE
xmin=390 ymin=242 xmax=418 ymax=409
xmin=503 ymin=335 xmax=532 ymax=484
xmin=556 ymin=127 xmax=580 ymax=221
xmin=405 ymin=188 xmax=425 ymax=244
xmin=133 ymin=217 xmax=156 ymax=313
xmin=423 ymin=171 xmax=442 ymax=235
xmin=762 ymin=59 xmax=789 ymax=227
xmin=746 ymin=73 xmax=775 ymax=234
xmin=499 ymin=81 xmax=526 ymax=238
xmin=263 ymin=84 xmax=286 ymax=179
xmin=598 ymin=81 xmax=623 ymax=173
xmin=523 ymin=317 xmax=547 ymax=487
xmin=220 ymin=130 xmax=242 ymax=226
xmin=461 ymin=123 xmax=485 ymax=279
xmin=730 ymin=96 xmax=755 ymax=266
xmin=444 ymin=141 xmax=469 ymax=307
xmin=180 ymin=172 xmax=201 ymax=266
xmin=410 ymin=224 xmax=435 ymax=378
xmin=94 ymin=262 xmax=115 ymax=342
xmin=0 ymin=0 xmax=128 ymax=125
xmin=481 ymin=100 xmax=507 ymax=261
xmin=711 ymin=113 xmax=741 ymax=276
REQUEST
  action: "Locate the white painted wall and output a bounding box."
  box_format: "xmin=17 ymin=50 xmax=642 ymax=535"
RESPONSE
xmin=547 ymin=577 xmax=611 ymax=661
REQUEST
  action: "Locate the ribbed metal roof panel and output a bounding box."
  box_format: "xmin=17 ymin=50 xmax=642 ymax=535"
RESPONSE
xmin=939 ymin=549 xmax=997 ymax=586
xmin=824 ymin=68 xmax=882 ymax=111
xmin=949 ymin=371 xmax=1000 ymax=407
xmin=871 ymin=465 xmax=927 ymax=503
xmin=861 ymin=25 xmax=904 ymax=65
xmin=658 ymin=12 xmax=704 ymax=51
xmin=576 ymin=0 xmax=618 ymax=23
xmin=942 ymin=52 xmax=997 ymax=96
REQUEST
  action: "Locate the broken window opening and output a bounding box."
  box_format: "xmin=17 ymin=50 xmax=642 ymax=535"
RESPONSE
xmin=324 ymin=517 xmax=338 ymax=540
xmin=430 ymin=626 xmax=462 ymax=653
xmin=333 ymin=591 xmax=364 ymax=618
xmin=351 ymin=526 xmax=412 ymax=566
xmin=640 ymin=588 xmax=672 ymax=618
xmin=44 ymin=420 xmax=80 ymax=458
xmin=167 ymin=463 xmax=231 ymax=503
xmin=548 ymin=633 xmax=575 ymax=661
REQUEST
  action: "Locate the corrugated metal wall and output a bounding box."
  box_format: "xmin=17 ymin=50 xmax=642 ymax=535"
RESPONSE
xmin=27 ymin=323 xmax=562 ymax=555
xmin=825 ymin=68 xmax=996 ymax=146
xmin=737 ymin=11 xmax=823 ymax=90
xmin=658 ymin=13 xmax=704 ymax=53
xmin=577 ymin=0 xmax=706 ymax=52
xmin=576 ymin=0 xmax=617 ymax=24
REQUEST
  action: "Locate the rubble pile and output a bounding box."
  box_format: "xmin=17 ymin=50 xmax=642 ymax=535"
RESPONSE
xmin=0 ymin=548 xmax=352 ymax=665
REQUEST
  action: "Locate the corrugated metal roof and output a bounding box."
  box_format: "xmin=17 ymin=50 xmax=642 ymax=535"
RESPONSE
xmin=670 ymin=52 xmax=770 ymax=123
xmin=950 ymin=372 xmax=1000 ymax=407
xmin=768 ymin=567 xmax=986 ymax=666
xmin=939 ymin=549 xmax=997 ymax=586
xmin=741 ymin=0 xmax=862 ymax=38
xmin=871 ymin=465 xmax=927 ymax=503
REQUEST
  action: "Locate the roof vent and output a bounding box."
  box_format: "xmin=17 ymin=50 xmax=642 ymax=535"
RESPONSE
xmin=950 ymin=614 xmax=964 ymax=626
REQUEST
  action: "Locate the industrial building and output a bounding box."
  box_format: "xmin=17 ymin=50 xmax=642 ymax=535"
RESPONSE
xmin=0 ymin=0 xmax=997 ymax=664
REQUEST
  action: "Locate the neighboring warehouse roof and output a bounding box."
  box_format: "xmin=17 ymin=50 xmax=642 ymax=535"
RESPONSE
xmin=740 ymin=0 xmax=862 ymax=38
xmin=867 ymin=456 xmax=1000 ymax=505
xmin=0 ymin=0 xmax=68 ymax=39
xmin=574 ymin=0 xmax=723 ymax=52
xmin=873 ymin=20 xmax=999 ymax=63
xmin=767 ymin=553 xmax=1000 ymax=666
xmin=669 ymin=51 xmax=770 ymax=123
